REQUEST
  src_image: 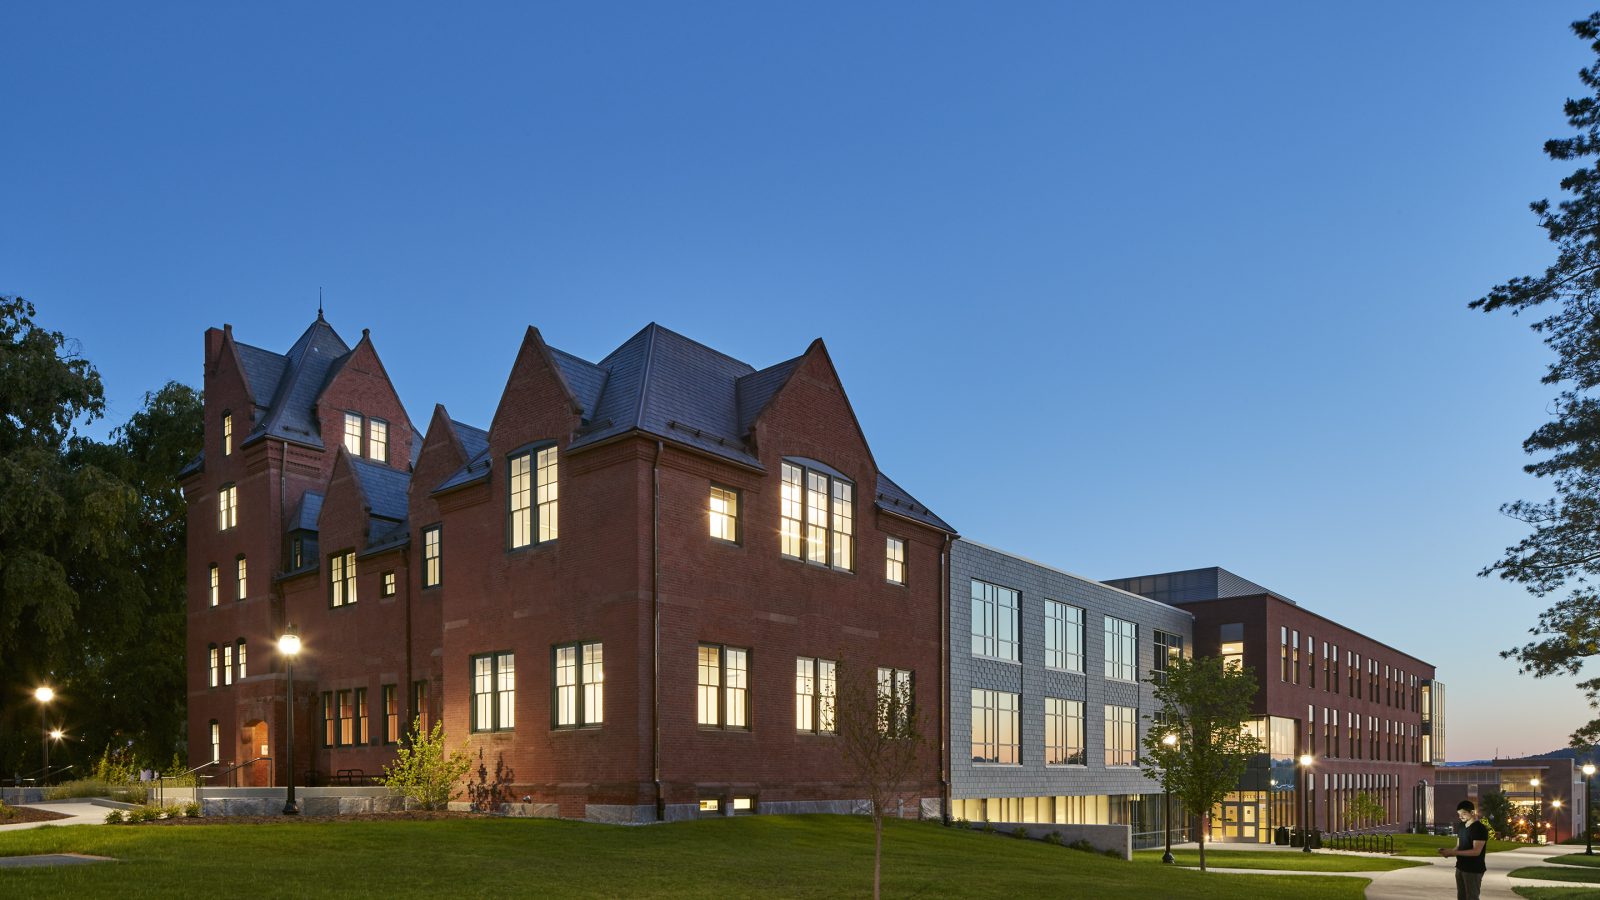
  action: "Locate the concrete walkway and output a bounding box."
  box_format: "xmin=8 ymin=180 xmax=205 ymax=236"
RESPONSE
xmin=0 ymin=799 xmax=114 ymax=832
xmin=1169 ymin=840 xmax=1600 ymax=898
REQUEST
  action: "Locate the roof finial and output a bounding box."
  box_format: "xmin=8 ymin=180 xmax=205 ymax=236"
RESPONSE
xmin=318 ymin=287 xmax=324 ymax=321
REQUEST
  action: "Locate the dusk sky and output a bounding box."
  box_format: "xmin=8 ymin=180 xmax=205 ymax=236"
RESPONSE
xmin=6 ymin=2 xmax=1594 ymax=761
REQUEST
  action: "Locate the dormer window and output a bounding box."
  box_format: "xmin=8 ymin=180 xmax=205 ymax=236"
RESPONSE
xmin=222 ymin=412 xmax=233 ymax=456
xmin=779 ymin=460 xmax=853 ymax=572
xmin=508 ymin=444 xmax=558 ymax=549
xmin=369 ymin=418 xmax=388 ymax=462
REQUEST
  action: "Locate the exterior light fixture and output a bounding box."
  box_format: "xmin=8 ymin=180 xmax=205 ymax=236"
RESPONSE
xmin=1298 ymin=754 xmax=1315 ymax=853
xmin=1161 ymin=733 xmax=1179 ymax=864
xmin=278 ymin=627 xmax=302 ymax=815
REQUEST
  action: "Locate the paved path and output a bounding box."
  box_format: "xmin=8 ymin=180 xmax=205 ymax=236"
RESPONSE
xmin=1169 ymin=842 xmax=1600 ymax=898
xmin=0 ymin=800 xmax=111 ymax=833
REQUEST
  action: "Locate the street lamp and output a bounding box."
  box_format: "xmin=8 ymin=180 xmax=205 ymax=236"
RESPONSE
xmin=1161 ymin=733 xmax=1179 ymax=864
xmin=33 ymin=686 xmax=54 ymax=785
xmin=1554 ymin=799 xmax=1564 ymax=845
xmin=278 ymin=627 xmax=302 ymax=815
xmin=1299 ymin=754 xmax=1315 ymax=853
xmin=1580 ymin=762 xmax=1593 ymax=851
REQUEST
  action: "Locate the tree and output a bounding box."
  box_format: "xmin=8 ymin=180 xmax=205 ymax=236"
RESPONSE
xmin=379 ymin=718 xmax=472 ymax=810
xmin=832 ymin=659 xmax=927 ymax=900
xmin=1480 ymin=791 xmax=1514 ymax=841
xmin=1471 ymin=14 xmax=1600 ymax=745
xmin=1142 ymin=655 xmax=1265 ymax=872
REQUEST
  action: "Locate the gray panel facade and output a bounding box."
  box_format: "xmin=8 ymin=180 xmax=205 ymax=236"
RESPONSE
xmin=950 ymin=540 xmax=1194 ymax=802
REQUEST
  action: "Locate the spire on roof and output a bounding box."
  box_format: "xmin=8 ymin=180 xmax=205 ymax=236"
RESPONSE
xmin=318 ymin=287 xmax=324 ymax=321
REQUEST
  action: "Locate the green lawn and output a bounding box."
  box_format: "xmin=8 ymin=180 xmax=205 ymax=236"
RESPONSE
xmin=1513 ymin=889 xmax=1600 ymax=899
xmin=0 ymin=815 xmax=1372 ymax=898
xmin=1131 ymin=849 xmax=1423 ymax=872
xmin=1510 ymin=865 xmax=1600 ymax=884
xmin=1388 ymin=833 xmax=1538 ymax=857
xmin=1549 ymin=853 xmax=1600 ymax=868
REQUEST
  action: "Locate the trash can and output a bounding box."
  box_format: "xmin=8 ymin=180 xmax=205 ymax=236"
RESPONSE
xmin=1309 ymin=829 xmax=1322 ymax=849
xmin=1275 ymin=826 xmax=1290 ymax=846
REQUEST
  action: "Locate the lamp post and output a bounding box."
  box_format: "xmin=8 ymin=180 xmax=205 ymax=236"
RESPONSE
xmin=1161 ymin=733 xmax=1178 ymax=864
xmin=33 ymin=686 xmax=54 ymax=785
xmin=1554 ymin=799 xmax=1564 ymax=846
xmin=1299 ymin=754 xmax=1314 ymax=853
xmin=1584 ymin=763 xmax=1596 ymax=855
xmin=278 ymin=628 xmax=301 ymax=815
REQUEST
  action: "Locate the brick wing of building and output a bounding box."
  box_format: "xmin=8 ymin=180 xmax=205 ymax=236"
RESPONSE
xmin=183 ymin=315 xmax=955 ymax=821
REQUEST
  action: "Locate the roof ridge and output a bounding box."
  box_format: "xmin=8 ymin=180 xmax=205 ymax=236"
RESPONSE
xmin=631 ymin=324 xmax=659 ymax=433
xmin=648 ymin=321 xmax=757 ymax=371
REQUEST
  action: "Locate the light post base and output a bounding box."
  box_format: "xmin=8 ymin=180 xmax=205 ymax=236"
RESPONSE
xmin=282 ymin=800 xmax=299 ymax=815
xmin=1161 ymin=850 xmax=1174 ymax=864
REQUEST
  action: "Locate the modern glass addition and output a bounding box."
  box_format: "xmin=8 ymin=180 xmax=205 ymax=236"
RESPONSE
xmin=1044 ymin=600 xmax=1084 ymax=672
xmin=971 ymin=688 xmax=1019 ymax=764
xmin=697 ymin=644 xmax=749 ymax=729
xmin=779 ymin=461 xmax=853 ymax=570
xmin=971 ymin=580 xmax=1020 ymax=662
xmin=709 ymin=485 xmax=739 ymax=543
xmin=553 ymin=641 xmax=603 ymax=727
xmin=1104 ymin=616 xmax=1137 ymax=682
xmin=1152 ymin=629 xmax=1183 ymax=684
xmin=471 ymin=651 xmax=516 ymax=732
xmin=795 ymin=656 xmax=837 ymax=734
xmin=1045 ymin=698 xmax=1086 ymax=765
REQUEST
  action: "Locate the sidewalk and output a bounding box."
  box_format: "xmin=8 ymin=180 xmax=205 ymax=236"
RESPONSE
xmin=0 ymin=799 xmax=113 ymax=833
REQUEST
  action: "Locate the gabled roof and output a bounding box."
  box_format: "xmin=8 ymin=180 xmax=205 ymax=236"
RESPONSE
xmin=875 ymin=473 xmax=953 ymax=533
xmin=245 ymin=315 xmax=353 ymax=448
xmin=736 ymin=356 xmax=803 ymax=437
xmin=291 ymin=492 xmax=324 ymax=532
xmin=232 ymin=341 xmax=290 ymax=405
xmin=349 ymin=456 xmax=411 ymax=523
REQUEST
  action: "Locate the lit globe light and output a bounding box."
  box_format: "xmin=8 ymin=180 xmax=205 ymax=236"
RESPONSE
xmin=1162 ymin=733 xmax=1178 ymax=747
xmin=1586 ymin=764 xmax=1596 ymax=777
xmin=1554 ymin=799 xmax=1563 ymax=809
xmin=1299 ymin=754 xmax=1313 ymax=767
xmin=34 ymin=686 xmax=54 ymax=703
xmin=48 ymin=729 xmax=63 ymax=740
xmin=278 ymin=632 xmax=302 ymax=656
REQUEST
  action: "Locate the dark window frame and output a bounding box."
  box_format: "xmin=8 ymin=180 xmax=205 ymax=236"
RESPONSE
xmin=422 ymin=524 xmax=442 ymax=589
xmin=328 ymin=549 xmax=357 ymax=608
xmin=470 ymin=651 xmax=516 ymax=733
xmin=551 ymin=641 xmax=604 ymax=729
xmin=697 ymin=642 xmax=752 ymax=731
xmin=382 ymin=684 xmax=399 ymax=745
xmin=381 ymin=570 xmax=397 ymax=597
xmin=709 ymin=483 xmax=742 ymax=546
xmin=506 ymin=441 xmax=559 ymax=552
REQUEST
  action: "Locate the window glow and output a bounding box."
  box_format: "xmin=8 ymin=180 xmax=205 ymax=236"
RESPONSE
xmin=344 ymin=412 xmax=363 ymax=455
xmin=709 ymin=485 xmax=739 ymax=542
xmin=885 ymin=536 xmax=905 ymax=585
xmin=368 ymin=418 xmax=388 ymax=461
xmin=1104 ymin=616 xmax=1137 ymax=682
xmin=221 ymin=413 xmax=232 ymax=456
xmin=1045 ymin=698 xmax=1086 ymax=765
xmin=1105 ymin=705 xmax=1137 ymax=766
xmin=971 ymin=689 xmax=1019 ymax=764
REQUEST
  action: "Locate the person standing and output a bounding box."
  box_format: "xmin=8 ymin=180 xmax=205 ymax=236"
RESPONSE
xmin=1438 ymin=799 xmax=1489 ymax=900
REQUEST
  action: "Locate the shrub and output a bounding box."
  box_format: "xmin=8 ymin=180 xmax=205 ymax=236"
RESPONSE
xmin=1067 ymin=839 xmax=1097 ymax=854
xmin=130 ymin=804 xmax=161 ymax=823
xmin=104 ymin=809 xmax=125 ymax=825
xmin=182 ymin=801 xmax=201 ymax=818
xmin=379 ymin=718 xmax=471 ymax=811
xmin=1042 ymin=831 xmax=1062 ymax=846
xmin=44 ymin=779 xmax=149 ymax=804
xmin=1012 ymin=826 xmax=1029 ymax=839
xmin=0 ymin=801 xmax=15 ymax=821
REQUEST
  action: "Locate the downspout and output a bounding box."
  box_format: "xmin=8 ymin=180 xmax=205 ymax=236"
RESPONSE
xmin=402 ymin=544 xmax=413 ymax=746
xmin=653 ymin=440 xmax=664 ymax=821
xmin=941 ymin=533 xmax=952 ymax=825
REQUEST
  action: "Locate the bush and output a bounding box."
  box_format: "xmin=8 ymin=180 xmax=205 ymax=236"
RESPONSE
xmin=1042 ymin=831 xmax=1062 ymax=846
xmin=182 ymin=801 xmax=200 ymax=818
xmin=103 ymin=809 xmax=125 ymax=824
xmin=378 ymin=718 xmax=471 ymax=811
xmin=44 ymin=779 xmax=149 ymax=804
xmin=1067 ymin=839 xmax=1097 ymax=854
xmin=0 ymin=801 xmax=15 ymax=821
xmin=1011 ymin=826 xmax=1029 ymax=839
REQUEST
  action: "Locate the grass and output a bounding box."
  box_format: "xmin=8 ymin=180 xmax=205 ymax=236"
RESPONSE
xmin=1131 ymin=849 xmax=1423 ymax=872
xmin=1513 ymin=889 xmax=1600 ymax=899
xmin=1387 ymin=832 xmax=1538 ymax=857
xmin=0 ymin=815 xmax=1373 ymax=898
xmin=1548 ymin=853 xmax=1600 ymax=868
xmin=1510 ymin=865 xmax=1600 ymax=884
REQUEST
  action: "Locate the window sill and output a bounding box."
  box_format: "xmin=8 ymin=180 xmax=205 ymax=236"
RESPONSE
xmin=972 ymin=654 xmax=1022 ymax=666
xmin=551 ymin=724 xmax=604 ymax=733
xmin=1044 ymin=666 xmax=1087 ymax=676
xmin=507 ymin=540 xmax=558 ymax=557
xmin=1045 ymin=763 xmax=1088 ymax=769
xmin=697 ymin=726 xmax=753 ymax=734
xmin=970 ymin=762 xmax=1022 ymax=767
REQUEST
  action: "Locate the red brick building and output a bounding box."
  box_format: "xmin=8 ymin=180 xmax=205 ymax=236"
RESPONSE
xmin=183 ymin=316 xmax=954 ymax=820
xmin=1106 ymin=568 xmax=1443 ymax=840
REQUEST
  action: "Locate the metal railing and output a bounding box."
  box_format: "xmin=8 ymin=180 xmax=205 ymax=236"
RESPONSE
xmin=216 ymin=757 xmax=272 ymax=788
xmin=155 ymin=760 xmax=222 ymax=807
xmin=1324 ymin=830 xmax=1396 ymax=854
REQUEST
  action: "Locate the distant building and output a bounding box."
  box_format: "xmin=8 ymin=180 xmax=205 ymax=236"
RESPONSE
xmin=1105 ymin=567 xmax=1444 ymax=841
xmin=1435 ymin=756 xmax=1585 ymax=842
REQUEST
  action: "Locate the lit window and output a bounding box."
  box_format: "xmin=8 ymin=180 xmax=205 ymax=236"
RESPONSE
xmin=210 ymin=721 xmax=220 ymax=763
xmin=221 ymin=412 xmax=232 ymax=456
xmin=698 ymin=799 xmax=721 ymax=814
xmin=553 ymin=642 xmax=604 ymax=727
xmin=337 ymin=690 xmax=354 ymax=745
xmin=355 ymin=687 xmax=368 ymax=745
xmin=344 ymin=412 xmax=363 ymax=455
xmin=208 ymin=643 xmax=219 ymax=687
xmin=329 ymin=550 xmax=357 ymax=607
xmin=368 ymin=418 xmax=388 ymax=462
xmin=970 ymin=580 xmax=1019 ymax=662
xmin=422 ymin=526 xmax=442 ymax=588
xmin=1104 ymin=616 xmax=1137 ymax=682
xmin=1221 ymin=640 xmax=1244 ymax=672
xmin=236 ymin=555 xmax=247 ymax=601
xmin=1045 ymin=698 xmax=1086 ymax=765
xmin=412 ymin=680 xmax=430 ymax=733
xmin=885 ymin=537 xmax=905 ymax=586
xmin=223 ymin=643 xmax=234 ymax=685
xmin=970 ymin=688 xmax=1019 ymax=764
xmin=236 ymin=639 xmax=247 ymax=680
xmin=795 ymin=657 xmax=837 ymax=734
xmin=709 ymin=485 xmax=740 ymax=543
xmin=697 ymin=644 xmax=749 ymax=729
xmin=218 ymin=484 xmax=237 ymax=530
xmin=779 ymin=461 xmax=853 ymax=571
xmin=291 ymin=537 xmax=304 ymax=570
xmin=509 ymin=446 xmax=559 ymax=548
xmin=384 ymin=685 xmax=399 ymax=744
xmin=209 ymin=564 xmax=219 ymax=607
xmin=1105 ymin=705 xmax=1137 ymax=766
xmin=1043 ymin=600 xmax=1084 ymax=672
xmin=321 ymin=692 xmax=334 ymax=748
xmin=732 ymin=797 xmax=754 ymax=814
xmin=1152 ymin=630 xmax=1183 ymax=684
xmin=471 ymin=652 xmax=516 ymax=732
xmin=382 ymin=571 xmax=396 ymax=597
xmin=875 ymin=667 xmax=913 ymax=735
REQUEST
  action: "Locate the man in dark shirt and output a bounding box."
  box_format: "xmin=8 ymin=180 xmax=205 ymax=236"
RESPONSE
xmin=1438 ymin=799 xmax=1489 ymax=900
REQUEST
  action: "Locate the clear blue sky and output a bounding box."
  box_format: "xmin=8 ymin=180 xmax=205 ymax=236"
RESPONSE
xmin=5 ymin=1 xmax=1592 ymax=761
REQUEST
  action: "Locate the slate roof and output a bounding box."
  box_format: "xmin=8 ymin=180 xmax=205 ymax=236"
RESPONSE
xmin=249 ymin=317 xmax=352 ymax=447
xmin=349 ymin=456 xmax=411 ymax=522
xmin=430 ymin=322 xmax=954 ymax=534
xmin=291 ymin=492 xmax=324 ymax=532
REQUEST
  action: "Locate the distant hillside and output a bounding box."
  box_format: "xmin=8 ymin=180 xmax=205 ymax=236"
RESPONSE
xmin=1441 ymin=747 xmax=1593 ymax=766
